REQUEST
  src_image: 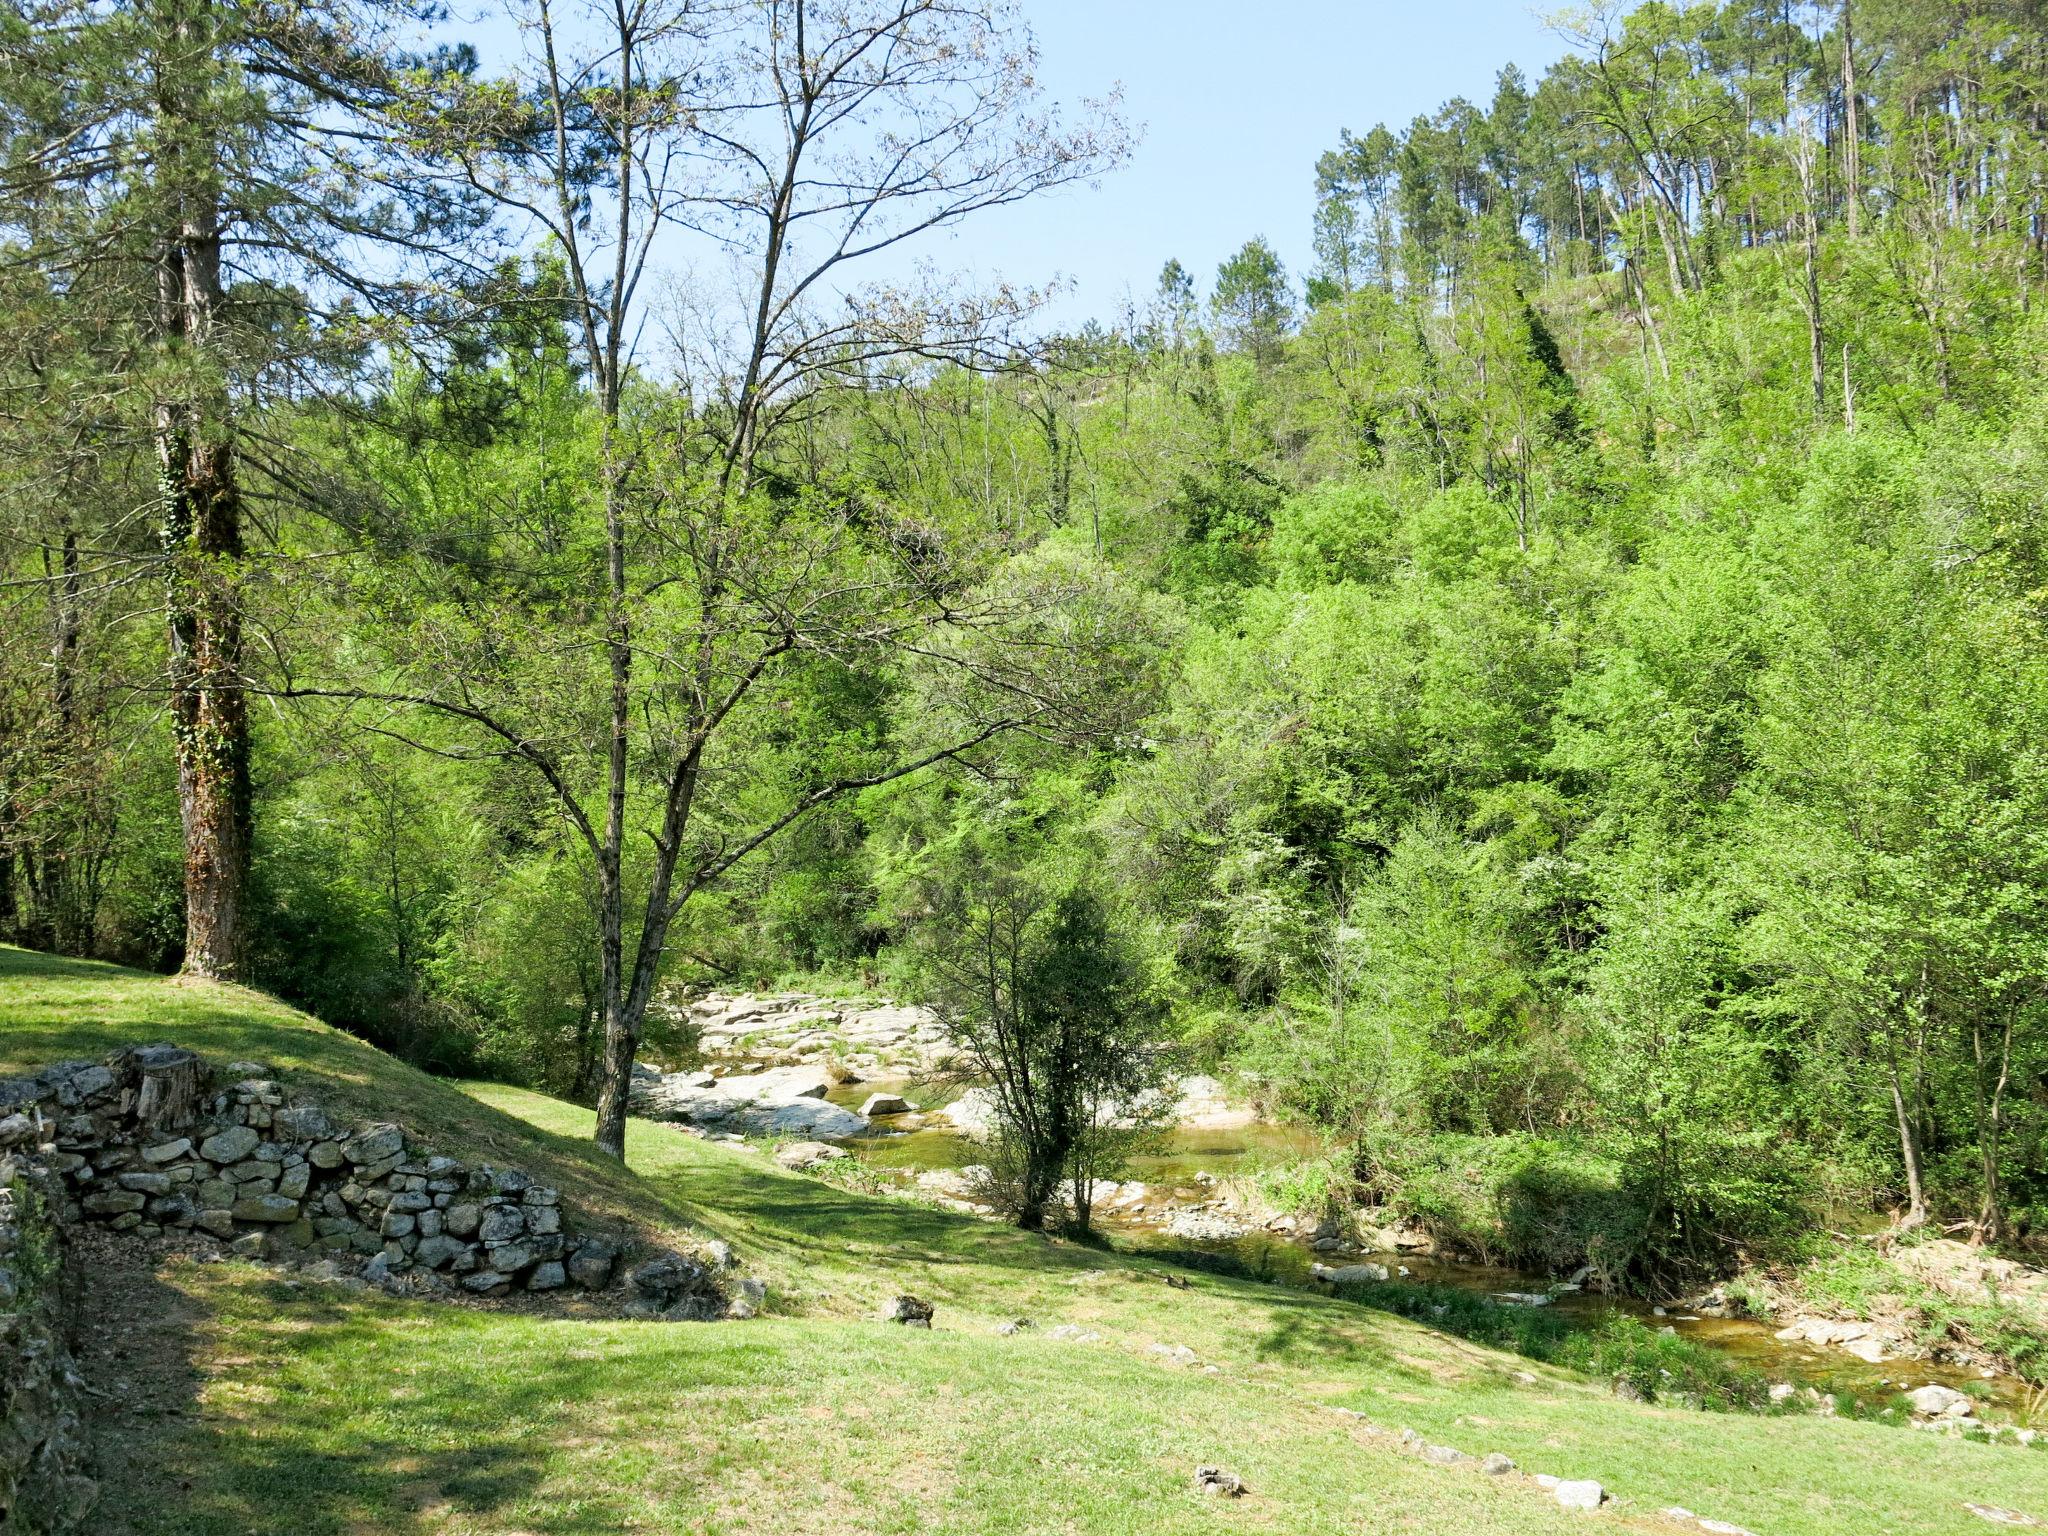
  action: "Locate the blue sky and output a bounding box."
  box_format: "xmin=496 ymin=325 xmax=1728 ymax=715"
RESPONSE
xmin=910 ymin=1 xmax=1575 ymax=323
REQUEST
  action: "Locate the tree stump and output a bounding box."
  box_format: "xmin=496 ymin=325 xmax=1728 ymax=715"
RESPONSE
xmin=115 ymin=1045 xmax=207 ymax=1131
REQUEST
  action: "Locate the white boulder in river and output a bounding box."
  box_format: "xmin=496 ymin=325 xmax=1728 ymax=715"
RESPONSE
xmin=628 ymin=1062 xmax=869 ymax=1138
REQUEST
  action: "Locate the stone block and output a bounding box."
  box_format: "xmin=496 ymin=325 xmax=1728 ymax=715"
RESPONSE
xmin=342 ymin=1126 xmax=404 ymax=1165
xmin=199 ymin=1126 xmax=260 ymax=1165
xmin=230 ymin=1194 xmax=301 ymax=1224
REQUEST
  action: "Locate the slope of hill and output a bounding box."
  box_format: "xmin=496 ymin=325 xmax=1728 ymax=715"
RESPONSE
xmin=3 ymin=946 xmax=2042 ymax=1536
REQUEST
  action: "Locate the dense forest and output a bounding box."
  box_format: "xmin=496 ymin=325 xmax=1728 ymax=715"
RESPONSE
xmin=5 ymin=0 xmax=2048 ymax=1286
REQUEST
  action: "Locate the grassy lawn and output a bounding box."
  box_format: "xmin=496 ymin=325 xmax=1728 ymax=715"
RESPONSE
xmin=5 ymin=945 xmax=2045 ymax=1534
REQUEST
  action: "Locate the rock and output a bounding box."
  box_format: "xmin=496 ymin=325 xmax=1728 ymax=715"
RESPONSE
xmin=1840 ymin=1334 xmax=1889 ymax=1363
xmin=995 ymin=1318 xmax=1033 ymax=1336
xmin=116 ymin=1172 xmax=171 ymax=1195
xmin=139 ymin=1137 xmax=192 ymax=1165
xmin=477 ymin=1205 xmax=527 ymax=1245
xmin=1192 ymin=1466 xmax=1246 ymax=1498
xmin=342 ymin=1125 xmax=405 ymax=1165
xmin=1149 ymin=1343 xmax=1199 ymax=1367
xmin=1045 ymin=1324 xmax=1103 ymax=1343
xmin=743 ymin=1099 xmax=869 ymax=1138
xmin=568 ymin=1241 xmax=617 ymax=1290
xmin=81 ymin=1191 xmax=145 ymax=1216
xmin=1699 ymin=1521 xmax=1761 ymax=1536
xmin=879 ymin=1294 xmax=934 ymax=1328
xmin=273 ymin=1106 xmax=335 ymax=1143
xmin=232 ymin=1194 xmax=301 ymax=1223
xmin=1481 ymin=1453 xmax=1516 ymax=1475
xmin=462 ymin=1270 xmax=511 ymax=1296
xmin=1905 ymin=1383 xmax=1975 ymax=1419
xmin=1165 ymin=1208 xmax=1250 ymax=1242
xmin=194 ymin=1209 xmax=234 ymax=1238
xmin=1963 ymin=1504 xmax=2043 ymax=1527
xmin=198 ymin=1125 xmax=260 ymax=1165
xmin=1553 ymin=1479 xmax=1605 ymax=1511
xmin=414 ymin=1234 xmax=467 ymax=1269
xmin=1422 ymin=1444 xmax=1470 ymax=1465
xmin=938 ymin=1086 xmax=1001 ymax=1136
xmin=229 ymin=1232 xmax=266 ymax=1259
xmin=527 ymin=1261 xmax=566 ymax=1291
xmin=858 ymin=1092 xmax=913 ymax=1117
xmin=1311 ymin=1262 xmax=1389 ymax=1285
xmin=1768 ymin=1382 xmax=1797 ymax=1404
xmin=308 ymin=1140 xmax=345 ymax=1169
xmin=487 ymin=1242 xmax=534 ymax=1273
xmin=443 ymin=1202 xmax=481 ymax=1238
xmin=773 ymin=1140 xmax=847 ymax=1170
xmin=630 ymin=1249 xmax=711 ymax=1309
xmin=0 ymin=1112 xmax=32 ymax=1147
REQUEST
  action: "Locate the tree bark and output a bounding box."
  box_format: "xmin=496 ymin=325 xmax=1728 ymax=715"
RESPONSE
xmin=1887 ymin=1047 xmax=1930 ymax=1229
xmin=163 ymin=430 xmax=251 ymax=980
xmin=157 ymin=4 xmax=251 ymax=982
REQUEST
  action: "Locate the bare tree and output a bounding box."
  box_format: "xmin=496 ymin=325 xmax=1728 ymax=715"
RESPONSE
xmin=321 ymin=0 xmax=1131 ymax=1157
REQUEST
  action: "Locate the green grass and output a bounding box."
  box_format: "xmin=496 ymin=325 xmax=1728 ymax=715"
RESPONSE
xmin=6 ymin=945 xmax=2046 ymax=1535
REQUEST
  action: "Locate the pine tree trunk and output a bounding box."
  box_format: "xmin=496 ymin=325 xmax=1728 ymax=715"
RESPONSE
xmin=156 ymin=10 xmax=251 ymax=984
xmin=157 ymin=192 xmax=249 ymax=978
xmin=163 ymin=431 xmax=251 ymax=981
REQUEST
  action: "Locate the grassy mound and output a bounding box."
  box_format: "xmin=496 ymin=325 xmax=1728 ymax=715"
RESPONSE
xmin=5 ymin=946 xmax=2043 ymax=1535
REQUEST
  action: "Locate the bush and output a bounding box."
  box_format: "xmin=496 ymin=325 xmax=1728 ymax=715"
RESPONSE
xmin=1339 ymin=1280 xmax=1771 ymax=1411
xmin=1361 ymin=1132 xmax=1654 ymax=1282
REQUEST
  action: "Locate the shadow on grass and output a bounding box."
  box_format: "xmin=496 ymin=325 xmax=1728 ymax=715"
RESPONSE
xmin=82 ymin=1261 xmax=612 ymax=1536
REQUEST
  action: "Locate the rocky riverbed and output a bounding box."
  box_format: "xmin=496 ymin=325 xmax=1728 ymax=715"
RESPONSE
xmin=630 ymin=990 xmax=1260 ymax=1143
xmin=631 ymin=992 xmax=2044 ymax=1428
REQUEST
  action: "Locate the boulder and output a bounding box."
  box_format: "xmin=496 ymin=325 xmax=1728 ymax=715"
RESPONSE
xmin=568 ymin=1241 xmax=617 ymax=1290
xmin=742 ymin=1100 xmax=869 ymax=1138
xmin=342 ymin=1125 xmax=405 ymax=1165
xmin=630 ymin=1249 xmax=711 ymax=1308
xmin=1553 ymin=1479 xmax=1605 ymax=1511
xmin=414 ymin=1234 xmax=468 ymax=1270
xmin=527 ymin=1261 xmax=566 ymax=1291
xmin=858 ymin=1092 xmax=913 ymax=1117
xmin=1905 ymin=1384 xmax=1975 ymax=1419
xmin=231 ymin=1194 xmax=301 ymax=1224
xmin=478 ymin=1205 xmax=527 ymax=1245
xmin=1480 ymin=1453 xmax=1515 ymax=1476
xmin=1311 ymin=1262 xmax=1390 ymax=1286
xmin=773 ymin=1140 xmax=847 ymax=1170
xmin=1165 ymin=1208 xmax=1250 ymax=1242
xmin=198 ymin=1126 xmax=260 ymax=1165
xmin=879 ymin=1294 xmax=934 ymax=1328
xmin=1192 ymin=1466 xmax=1246 ymax=1498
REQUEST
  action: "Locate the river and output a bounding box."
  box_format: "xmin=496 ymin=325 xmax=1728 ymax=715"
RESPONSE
xmin=828 ymin=1078 xmax=2031 ymax=1424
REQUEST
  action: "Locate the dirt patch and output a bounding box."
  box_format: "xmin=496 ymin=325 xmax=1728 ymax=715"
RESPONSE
xmin=65 ymin=1233 xmax=214 ymax=1535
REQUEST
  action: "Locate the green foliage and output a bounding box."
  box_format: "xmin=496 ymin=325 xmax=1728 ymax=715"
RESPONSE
xmin=1344 ymin=1282 xmax=1771 ymax=1412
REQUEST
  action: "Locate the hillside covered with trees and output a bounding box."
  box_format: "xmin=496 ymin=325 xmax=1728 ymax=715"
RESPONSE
xmin=6 ymin=0 xmax=2048 ymax=1308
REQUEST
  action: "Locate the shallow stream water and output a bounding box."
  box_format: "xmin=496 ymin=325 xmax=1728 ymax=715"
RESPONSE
xmin=832 ymin=1078 xmax=2029 ymax=1423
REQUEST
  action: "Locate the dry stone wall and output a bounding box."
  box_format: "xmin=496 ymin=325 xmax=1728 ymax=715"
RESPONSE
xmin=0 ymin=1043 xmax=745 ymax=1533
xmin=0 ymin=1045 xmax=625 ymax=1297
xmin=0 ymin=1158 xmax=97 ymax=1535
